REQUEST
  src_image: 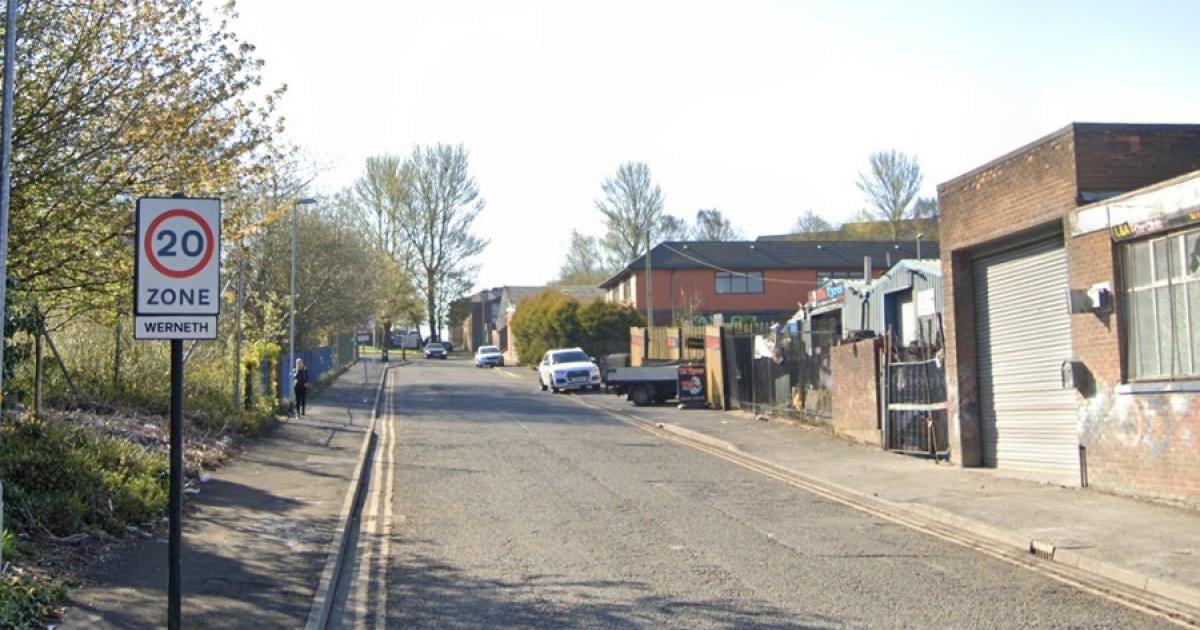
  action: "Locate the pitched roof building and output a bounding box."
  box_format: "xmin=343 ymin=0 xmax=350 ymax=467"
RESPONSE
xmin=600 ymin=240 xmax=937 ymax=325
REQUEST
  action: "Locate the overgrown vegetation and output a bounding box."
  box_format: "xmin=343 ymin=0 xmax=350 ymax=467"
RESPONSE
xmin=510 ymin=291 xmax=643 ymax=364
xmin=0 ymin=2 xmax=401 ymax=620
xmin=0 ymin=417 xmax=168 ymax=537
xmin=0 ymin=574 xmax=66 ymax=630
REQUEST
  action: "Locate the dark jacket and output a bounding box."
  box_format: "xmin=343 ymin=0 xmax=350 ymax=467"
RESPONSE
xmin=292 ymin=367 xmax=309 ymax=390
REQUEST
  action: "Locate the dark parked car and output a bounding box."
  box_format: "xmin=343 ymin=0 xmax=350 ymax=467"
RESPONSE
xmin=424 ymin=342 xmax=448 ymax=359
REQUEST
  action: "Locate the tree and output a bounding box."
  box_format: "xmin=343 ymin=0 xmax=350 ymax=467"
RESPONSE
xmin=693 ymin=208 xmax=742 ymax=241
xmin=913 ymin=196 xmax=939 ymax=219
xmin=657 ymin=214 xmax=692 ymax=242
xmin=351 ymin=154 xmax=407 ymax=259
xmin=595 ymin=162 xmax=665 ymax=269
xmin=7 ymin=0 xmax=283 ymax=320
xmin=392 ymin=144 xmax=488 ymax=339
xmin=553 ymin=230 xmax=611 ymax=286
xmin=511 ymin=291 xmax=644 ymax=364
xmin=246 ymin=202 xmax=393 ymax=349
xmin=510 ymin=290 xmax=579 ymax=365
xmin=576 ymin=300 xmax=645 ymax=357
xmin=791 ymin=210 xmax=834 ymax=235
xmin=856 ymin=150 xmax=924 ymax=240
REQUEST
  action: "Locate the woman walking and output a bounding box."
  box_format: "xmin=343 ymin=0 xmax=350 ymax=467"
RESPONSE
xmin=292 ymin=357 xmax=309 ymax=417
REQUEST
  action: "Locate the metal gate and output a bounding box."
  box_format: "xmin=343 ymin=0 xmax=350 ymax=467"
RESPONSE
xmin=721 ymin=327 xmax=753 ymax=409
xmin=974 ymin=237 xmax=1079 ymax=485
xmin=881 ymin=319 xmax=948 ymax=456
xmin=883 ymin=354 xmax=948 ymax=456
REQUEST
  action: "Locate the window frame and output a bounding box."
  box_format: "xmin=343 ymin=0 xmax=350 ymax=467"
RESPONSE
xmin=816 ymin=269 xmax=859 ymax=284
xmin=714 ymin=270 xmax=765 ymax=295
xmin=1120 ymin=224 xmax=1200 ymax=382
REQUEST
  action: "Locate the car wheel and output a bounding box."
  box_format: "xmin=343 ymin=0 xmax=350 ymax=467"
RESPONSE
xmin=630 ymin=384 xmax=653 ymax=406
xmin=539 ymin=376 xmax=547 ymax=392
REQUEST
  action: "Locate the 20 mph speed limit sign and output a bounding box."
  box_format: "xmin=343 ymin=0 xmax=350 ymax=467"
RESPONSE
xmin=135 ymin=197 xmax=221 ymax=339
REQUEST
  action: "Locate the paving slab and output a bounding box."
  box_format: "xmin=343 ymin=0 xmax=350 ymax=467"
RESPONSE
xmin=60 ymin=359 xmax=388 ymax=629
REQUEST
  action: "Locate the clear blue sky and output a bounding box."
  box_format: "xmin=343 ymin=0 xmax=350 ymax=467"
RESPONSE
xmin=230 ymin=0 xmax=1200 ymax=289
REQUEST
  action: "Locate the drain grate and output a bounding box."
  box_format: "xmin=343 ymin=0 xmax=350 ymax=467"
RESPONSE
xmin=1030 ymin=539 xmax=1057 ymax=560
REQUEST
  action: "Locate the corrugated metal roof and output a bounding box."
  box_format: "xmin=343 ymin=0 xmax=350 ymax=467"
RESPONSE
xmin=878 ymin=258 xmax=942 ymax=279
xmin=601 ymin=240 xmax=940 ymax=288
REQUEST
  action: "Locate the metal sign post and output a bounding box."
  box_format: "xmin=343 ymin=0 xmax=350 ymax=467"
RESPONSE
xmin=134 ymin=196 xmax=221 ymax=630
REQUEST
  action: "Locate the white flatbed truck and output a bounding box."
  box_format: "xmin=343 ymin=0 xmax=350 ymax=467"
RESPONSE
xmin=604 ymin=362 xmax=681 ymax=406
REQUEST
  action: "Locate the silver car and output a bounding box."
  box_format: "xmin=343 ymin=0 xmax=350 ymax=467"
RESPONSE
xmin=474 ymin=345 xmax=504 ymax=367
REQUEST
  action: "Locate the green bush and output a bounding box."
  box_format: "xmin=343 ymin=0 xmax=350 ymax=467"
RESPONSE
xmin=0 ymin=574 xmax=66 ymax=630
xmin=511 ymin=292 xmax=644 ymax=364
xmin=0 ymin=417 xmax=168 ymax=537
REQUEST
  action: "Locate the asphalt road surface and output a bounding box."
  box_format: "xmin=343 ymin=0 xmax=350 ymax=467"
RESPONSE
xmin=331 ymin=355 xmax=1173 ymax=629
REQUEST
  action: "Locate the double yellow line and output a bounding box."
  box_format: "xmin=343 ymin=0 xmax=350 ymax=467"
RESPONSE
xmin=354 ymin=369 xmax=398 ymax=627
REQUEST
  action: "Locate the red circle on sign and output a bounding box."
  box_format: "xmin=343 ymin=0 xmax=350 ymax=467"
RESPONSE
xmin=144 ymin=209 xmax=216 ymax=279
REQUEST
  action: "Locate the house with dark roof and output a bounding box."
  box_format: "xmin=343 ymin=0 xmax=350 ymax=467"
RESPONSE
xmin=599 ymin=240 xmax=937 ymax=325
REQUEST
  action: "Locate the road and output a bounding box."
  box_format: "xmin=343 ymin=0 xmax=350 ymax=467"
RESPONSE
xmin=330 ymin=355 xmax=1174 ymax=629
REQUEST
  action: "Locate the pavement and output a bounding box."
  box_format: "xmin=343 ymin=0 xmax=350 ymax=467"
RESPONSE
xmin=60 ymin=358 xmax=390 ymax=629
xmin=516 ymin=367 xmax=1200 ymax=620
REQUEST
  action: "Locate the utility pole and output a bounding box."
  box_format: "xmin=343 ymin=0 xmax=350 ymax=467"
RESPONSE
xmin=233 ymin=258 xmax=244 ymax=408
xmin=290 ymin=198 xmax=316 ymax=414
xmin=644 ymin=231 xmax=653 ymax=326
xmin=0 ymin=0 xmax=19 ymax=407
xmin=481 ymin=289 xmax=488 ymax=348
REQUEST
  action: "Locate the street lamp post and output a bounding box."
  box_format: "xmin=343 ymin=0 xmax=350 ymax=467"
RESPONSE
xmin=290 ymin=198 xmax=317 ymax=415
xmin=916 ymin=232 xmax=925 ymax=260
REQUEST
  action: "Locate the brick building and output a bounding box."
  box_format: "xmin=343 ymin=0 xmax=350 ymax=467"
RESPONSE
xmin=938 ymin=122 xmax=1200 ymax=507
xmin=600 ymin=240 xmax=935 ymax=326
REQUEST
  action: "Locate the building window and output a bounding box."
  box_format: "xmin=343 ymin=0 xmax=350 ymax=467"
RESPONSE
xmin=1122 ymin=226 xmax=1200 ymax=380
xmin=715 ymin=271 xmax=764 ymax=294
xmin=817 ymin=270 xmax=859 ymax=284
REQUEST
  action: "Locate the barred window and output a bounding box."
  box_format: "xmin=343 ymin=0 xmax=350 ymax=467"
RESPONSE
xmin=1122 ymin=226 xmax=1200 ymax=380
xmin=715 ymin=271 xmax=764 ymax=294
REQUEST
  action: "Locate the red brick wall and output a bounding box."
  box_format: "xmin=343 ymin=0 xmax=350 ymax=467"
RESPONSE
xmin=1074 ymin=124 xmax=1200 ymax=194
xmin=831 ymin=338 xmax=881 ymax=446
xmin=1071 ymin=231 xmax=1200 ymax=508
xmin=938 ymin=125 xmax=1079 ymax=466
xmin=624 ymin=267 xmax=822 ymax=324
xmin=1082 ymin=391 xmax=1200 ymax=509
xmin=620 ymin=265 xmax=886 ymax=325
xmin=938 ymin=122 xmax=1200 ymax=506
xmin=1069 ymin=128 xmax=1200 ymax=507
xmin=657 ymin=267 xmax=814 ymax=312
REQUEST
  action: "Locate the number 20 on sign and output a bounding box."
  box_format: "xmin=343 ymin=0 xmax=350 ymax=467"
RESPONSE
xmin=134 ymin=197 xmax=221 ymax=340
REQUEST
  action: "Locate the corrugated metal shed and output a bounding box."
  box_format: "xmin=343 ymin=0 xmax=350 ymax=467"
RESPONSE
xmin=790 ymin=279 xmax=872 ymax=350
xmin=865 ymin=259 xmax=944 ymax=338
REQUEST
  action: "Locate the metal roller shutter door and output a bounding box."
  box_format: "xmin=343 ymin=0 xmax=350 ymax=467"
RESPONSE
xmin=974 ymin=238 xmax=1079 ymax=485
